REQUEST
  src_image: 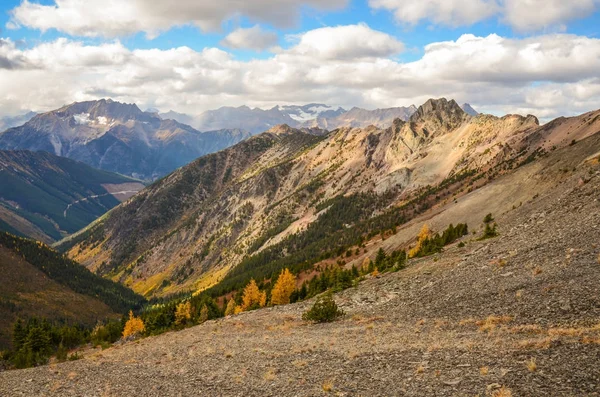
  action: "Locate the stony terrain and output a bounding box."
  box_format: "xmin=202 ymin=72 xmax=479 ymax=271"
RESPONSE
xmin=2 ymin=136 xmax=599 ymax=396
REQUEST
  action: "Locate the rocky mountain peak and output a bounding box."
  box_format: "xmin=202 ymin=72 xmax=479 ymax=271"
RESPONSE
xmin=265 ymin=124 xmax=302 ymax=136
xmin=53 ymin=99 xmax=146 ymax=122
xmin=461 ymin=103 xmax=479 ymax=116
xmin=410 ymin=98 xmax=466 ymax=123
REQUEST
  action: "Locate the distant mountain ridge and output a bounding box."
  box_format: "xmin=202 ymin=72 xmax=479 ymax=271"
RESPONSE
xmin=183 ymin=103 xmax=419 ymax=133
xmin=0 ymin=111 xmax=37 ymax=132
xmin=0 ymin=150 xmax=145 ymax=242
xmin=0 ymin=99 xmax=252 ymax=180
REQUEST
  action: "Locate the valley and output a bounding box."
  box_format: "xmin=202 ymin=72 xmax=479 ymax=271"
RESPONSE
xmin=1 ymin=142 xmax=598 ymax=395
xmin=0 ymin=150 xmax=145 ymax=242
xmin=58 ymin=99 xmax=600 ymax=300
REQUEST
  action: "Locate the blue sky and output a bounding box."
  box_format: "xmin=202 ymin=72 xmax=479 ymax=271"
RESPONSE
xmin=1 ymin=0 xmax=600 ymax=119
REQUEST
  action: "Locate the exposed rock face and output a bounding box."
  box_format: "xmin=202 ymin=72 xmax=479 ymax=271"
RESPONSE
xmin=0 ymin=99 xmax=252 ymax=180
xmin=61 ymin=98 xmax=600 ymax=298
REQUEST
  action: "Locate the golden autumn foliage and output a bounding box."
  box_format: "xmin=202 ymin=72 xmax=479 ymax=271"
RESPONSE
xmin=409 ymin=224 xmax=430 ymax=258
xmin=241 ymin=279 xmax=265 ymax=311
xmin=362 ymin=257 xmax=371 ymax=270
xmin=271 ymin=268 xmax=297 ymax=305
xmin=199 ymin=304 xmax=209 ymax=323
xmin=225 ymin=299 xmax=237 ymax=316
xmin=122 ymin=310 xmax=145 ymax=338
xmin=175 ymin=301 xmax=192 ymax=325
xmin=259 ymin=291 xmax=267 ymax=307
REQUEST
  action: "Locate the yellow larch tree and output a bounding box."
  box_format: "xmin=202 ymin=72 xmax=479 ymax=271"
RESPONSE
xmin=199 ymin=304 xmax=209 ymax=323
xmin=224 ymin=298 xmax=237 ymax=316
xmin=271 ymin=268 xmax=297 ymax=305
xmin=175 ymin=301 xmax=192 ymax=325
xmin=409 ymin=224 xmax=431 ymax=258
xmin=122 ymin=310 xmax=145 ymax=338
xmin=241 ymin=279 xmax=262 ymax=311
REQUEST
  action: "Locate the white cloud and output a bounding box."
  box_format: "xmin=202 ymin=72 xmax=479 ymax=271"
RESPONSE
xmin=368 ymin=0 xmax=499 ymax=27
xmin=1 ymin=27 xmax=600 ymax=121
xmin=502 ymin=0 xmax=599 ymax=32
xmin=287 ymin=23 xmax=404 ymax=59
xmin=368 ymin=0 xmax=599 ymax=31
xmin=221 ymin=25 xmax=278 ymax=51
xmin=8 ymin=0 xmax=348 ymax=38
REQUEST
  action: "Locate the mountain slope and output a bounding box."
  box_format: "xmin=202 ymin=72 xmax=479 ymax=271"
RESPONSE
xmin=0 ymin=99 xmax=251 ymax=180
xmin=3 ymin=140 xmax=599 ymax=394
xmin=62 ymin=99 xmax=600 ymax=298
xmin=0 ymin=150 xmax=145 ymax=243
xmin=0 ymin=232 xmax=145 ymax=348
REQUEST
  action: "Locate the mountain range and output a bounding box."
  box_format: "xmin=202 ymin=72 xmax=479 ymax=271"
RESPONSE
xmin=57 ymin=98 xmax=598 ymax=298
xmin=0 ymin=99 xmax=251 ymax=180
xmin=168 ymin=103 xmax=425 ymax=133
xmin=0 ymin=150 xmax=144 ymax=243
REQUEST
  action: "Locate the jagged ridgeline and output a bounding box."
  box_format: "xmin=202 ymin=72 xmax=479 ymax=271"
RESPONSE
xmin=59 ymin=99 xmax=600 ymax=298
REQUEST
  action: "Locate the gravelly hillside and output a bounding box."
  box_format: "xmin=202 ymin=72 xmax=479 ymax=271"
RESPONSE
xmin=1 ymin=138 xmax=599 ymax=396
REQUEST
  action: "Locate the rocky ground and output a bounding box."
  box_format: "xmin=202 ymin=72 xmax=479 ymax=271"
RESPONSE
xmin=1 ymin=153 xmax=600 ymax=396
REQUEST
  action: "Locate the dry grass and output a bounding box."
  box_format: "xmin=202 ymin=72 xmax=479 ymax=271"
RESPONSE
xmin=480 ymin=366 xmax=489 ymax=376
xmin=292 ymin=360 xmax=308 ymax=368
xmin=477 ymin=316 xmax=513 ymax=333
xmin=322 ymin=379 xmax=334 ymax=392
xmin=548 ymin=328 xmax=583 ymax=337
xmin=459 ymin=318 xmax=477 ymax=326
xmin=415 ymin=364 xmax=426 ymax=374
xmin=263 ymin=368 xmax=277 ymax=381
xmin=509 ymin=324 xmax=544 ymax=335
xmin=526 ymin=358 xmax=537 ymax=372
xmin=517 ymin=337 xmax=554 ymax=350
xmin=492 ymin=386 xmax=513 ymax=397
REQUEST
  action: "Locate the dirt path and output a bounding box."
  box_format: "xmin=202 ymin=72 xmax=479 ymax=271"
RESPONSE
xmin=63 ymin=190 xmax=141 ymax=218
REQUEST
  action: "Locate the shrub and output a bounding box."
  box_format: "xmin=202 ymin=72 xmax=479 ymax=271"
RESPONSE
xmin=302 ymin=294 xmax=344 ymax=323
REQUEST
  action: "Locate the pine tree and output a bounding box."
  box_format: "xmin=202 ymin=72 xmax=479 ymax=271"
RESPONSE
xmin=12 ymin=319 xmax=26 ymax=350
xmin=271 ymin=268 xmax=297 ymax=305
xmin=241 ymin=279 xmax=262 ymax=311
xmin=25 ymin=326 xmax=51 ymax=354
xmin=224 ymin=298 xmax=237 ymax=316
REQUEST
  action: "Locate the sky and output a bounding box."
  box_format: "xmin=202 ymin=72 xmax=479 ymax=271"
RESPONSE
xmin=1 ymin=0 xmax=600 ymax=121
